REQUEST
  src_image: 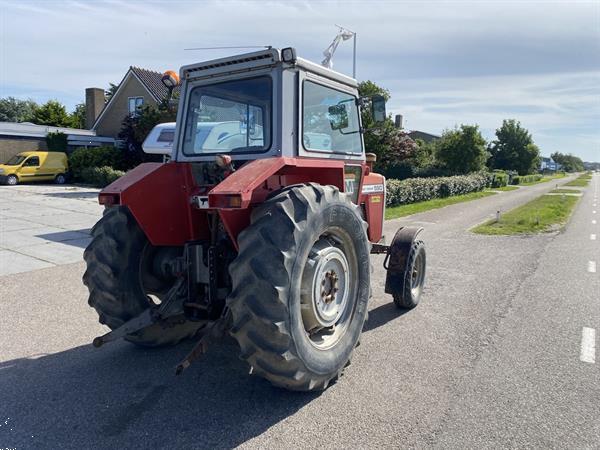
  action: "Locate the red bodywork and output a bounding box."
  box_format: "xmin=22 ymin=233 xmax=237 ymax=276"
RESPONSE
xmin=99 ymin=157 xmax=386 ymax=248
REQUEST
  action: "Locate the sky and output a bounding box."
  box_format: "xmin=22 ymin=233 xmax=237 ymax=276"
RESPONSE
xmin=0 ymin=0 xmax=599 ymax=161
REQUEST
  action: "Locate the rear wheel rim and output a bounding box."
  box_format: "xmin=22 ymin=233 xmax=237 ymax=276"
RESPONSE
xmin=410 ymin=249 xmax=425 ymax=298
xmin=300 ymin=228 xmax=358 ymax=350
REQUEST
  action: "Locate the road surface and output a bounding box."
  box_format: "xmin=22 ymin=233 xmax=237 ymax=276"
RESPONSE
xmin=0 ymin=174 xmax=597 ymax=449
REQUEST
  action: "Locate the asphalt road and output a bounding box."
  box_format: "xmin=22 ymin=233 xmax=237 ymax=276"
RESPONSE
xmin=0 ymin=174 xmax=598 ymax=449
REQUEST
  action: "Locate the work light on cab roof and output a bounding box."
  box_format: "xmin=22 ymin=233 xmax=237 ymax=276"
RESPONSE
xmin=161 ymin=70 xmax=180 ymax=89
xmin=83 ymin=46 xmax=427 ymax=392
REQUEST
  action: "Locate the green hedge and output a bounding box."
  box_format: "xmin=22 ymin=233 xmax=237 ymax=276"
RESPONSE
xmin=490 ymin=170 xmax=509 ymax=188
xmin=386 ymin=172 xmax=491 ymax=206
xmin=510 ymin=174 xmax=542 ymax=185
xmin=69 ymin=146 xmax=124 ymax=180
xmin=80 ymin=166 xmax=125 ymax=188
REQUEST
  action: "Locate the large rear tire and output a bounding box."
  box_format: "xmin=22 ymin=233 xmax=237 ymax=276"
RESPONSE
xmin=83 ymin=206 xmax=203 ymax=347
xmin=227 ymin=184 xmax=371 ymax=391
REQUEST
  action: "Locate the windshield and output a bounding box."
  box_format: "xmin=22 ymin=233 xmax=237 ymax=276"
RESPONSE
xmin=182 ymin=76 xmax=272 ymax=156
xmin=5 ymin=155 xmax=26 ymax=166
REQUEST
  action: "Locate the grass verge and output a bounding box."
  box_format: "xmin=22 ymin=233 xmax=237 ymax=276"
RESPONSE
xmin=472 ymin=194 xmax=579 ymax=235
xmin=550 ymin=188 xmax=582 ymax=194
xmin=386 ymin=190 xmax=496 ymax=220
xmin=564 ymin=177 xmax=591 ymax=187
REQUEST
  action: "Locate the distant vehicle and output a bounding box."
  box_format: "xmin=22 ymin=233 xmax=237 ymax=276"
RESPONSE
xmin=0 ymin=151 xmax=68 ymax=185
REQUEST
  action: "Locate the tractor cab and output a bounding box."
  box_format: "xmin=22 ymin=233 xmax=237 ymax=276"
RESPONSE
xmin=169 ymin=47 xmax=378 ymax=163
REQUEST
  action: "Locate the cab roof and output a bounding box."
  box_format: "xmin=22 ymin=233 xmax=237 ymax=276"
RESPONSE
xmin=180 ymin=47 xmax=358 ymax=89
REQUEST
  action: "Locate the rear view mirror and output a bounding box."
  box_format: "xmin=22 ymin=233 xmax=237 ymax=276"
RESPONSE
xmin=372 ymin=95 xmax=386 ymax=123
xmin=328 ymin=104 xmax=349 ymax=130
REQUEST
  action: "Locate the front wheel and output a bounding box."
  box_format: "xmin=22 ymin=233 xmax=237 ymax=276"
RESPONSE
xmin=393 ymin=240 xmax=426 ymax=309
xmin=55 ymin=173 xmax=67 ymax=184
xmin=6 ymin=175 xmax=18 ymax=185
xmin=227 ymin=184 xmax=371 ymax=391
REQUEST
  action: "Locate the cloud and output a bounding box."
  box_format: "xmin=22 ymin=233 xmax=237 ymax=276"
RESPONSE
xmin=1 ymin=0 xmax=598 ymax=160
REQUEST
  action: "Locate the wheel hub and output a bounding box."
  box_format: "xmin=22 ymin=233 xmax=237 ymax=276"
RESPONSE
xmin=301 ymin=239 xmax=350 ymax=332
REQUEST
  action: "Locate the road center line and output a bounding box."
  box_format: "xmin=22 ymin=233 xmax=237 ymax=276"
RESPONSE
xmin=593 ymin=220 xmax=597 ymax=225
xmin=588 ymin=261 xmax=597 ymax=273
xmin=580 ymin=328 xmax=596 ymax=364
xmin=592 ymin=234 xmax=597 ymax=240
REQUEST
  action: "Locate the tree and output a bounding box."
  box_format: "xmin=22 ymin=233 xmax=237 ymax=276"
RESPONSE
xmin=550 ymin=152 xmax=584 ymax=172
xmin=31 ymin=100 xmax=72 ymax=127
xmin=69 ymin=103 xmax=86 ymax=129
xmin=105 ymin=83 xmax=119 ymax=102
xmin=357 ymin=80 xmax=415 ymax=172
xmin=0 ymin=97 xmax=37 ymax=122
xmin=434 ymin=124 xmax=488 ymax=174
xmin=489 ymin=119 xmax=540 ymax=175
xmin=46 ymin=131 xmax=68 ymax=151
xmin=118 ymin=103 xmax=177 ymax=168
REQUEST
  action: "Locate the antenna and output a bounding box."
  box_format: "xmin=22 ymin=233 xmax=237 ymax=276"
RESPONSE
xmin=184 ymin=45 xmax=271 ymax=51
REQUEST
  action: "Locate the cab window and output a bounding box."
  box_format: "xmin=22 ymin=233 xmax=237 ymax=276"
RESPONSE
xmin=302 ymin=81 xmax=362 ymax=154
xmin=23 ymin=156 xmax=40 ymax=167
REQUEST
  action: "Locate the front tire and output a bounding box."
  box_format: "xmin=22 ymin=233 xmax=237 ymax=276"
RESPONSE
xmin=83 ymin=206 xmax=203 ymax=347
xmin=6 ymin=175 xmax=18 ymax=185
xmin=227 ymin=184 xmax=370 ymax=391
xmin=392 ymin=240 xmax=426 ymax=309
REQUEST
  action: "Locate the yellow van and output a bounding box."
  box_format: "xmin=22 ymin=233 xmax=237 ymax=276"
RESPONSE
xmin=0 ymin=151 xmax=69 ymax=185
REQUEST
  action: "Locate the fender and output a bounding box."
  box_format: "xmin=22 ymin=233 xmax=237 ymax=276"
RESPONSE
xmin=98 ymin=158 xmax=346 ymax=248
xmin=384 ymin=226 xmax=424 ymax=296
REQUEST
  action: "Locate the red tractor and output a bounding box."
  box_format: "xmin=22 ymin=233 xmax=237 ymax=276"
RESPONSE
xmin=84 ymin=47 xmax=426 ymax=391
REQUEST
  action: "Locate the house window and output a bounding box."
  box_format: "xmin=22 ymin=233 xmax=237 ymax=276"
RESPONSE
xmin=128 ymin=97 xmax=144 ymax=117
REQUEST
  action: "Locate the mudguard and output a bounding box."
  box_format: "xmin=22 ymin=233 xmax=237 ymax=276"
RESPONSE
xmin=384 ymin=226 xmax=424 ymax=295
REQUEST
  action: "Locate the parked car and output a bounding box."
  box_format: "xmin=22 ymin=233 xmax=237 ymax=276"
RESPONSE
xmin=0 ymin=151 xmax=69 ymax=185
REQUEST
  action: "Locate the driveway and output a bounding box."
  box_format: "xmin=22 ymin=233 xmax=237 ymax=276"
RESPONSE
xmin=0 ymin=184 xmax=102 ymax=276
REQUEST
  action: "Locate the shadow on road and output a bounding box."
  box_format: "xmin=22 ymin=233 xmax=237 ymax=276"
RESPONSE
xmin=0 ymin=300 xmax=410 ymax=449
xmin=35 ymin=229 xmax=91 ymax=248
xmin=363 ymin=301 xmax=411 ymax=332
xmin=0 ymin=338 xmax=318 ymax=449
xmin=43 ymin=190 xmax=99 ymax=200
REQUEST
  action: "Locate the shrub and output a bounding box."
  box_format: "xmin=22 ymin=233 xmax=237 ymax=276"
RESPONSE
xmin=490 ymin=170 xmax=509 ymax=188
xmin=80 ymin=166 xmax=125 ymax=188
xmin=46 ymin=131 xmax=68 ymax=152
xmin=386 ymin=172 xmax=490 ymax=206
xmin=510 ymin=174 xmax=542 ymax=185
xmin=68 ymin=146 xmax=124 ymax=180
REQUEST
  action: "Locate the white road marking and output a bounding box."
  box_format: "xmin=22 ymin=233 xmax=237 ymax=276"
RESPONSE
xmin=593 ymin=220 xmax=598 ymax=225
xmin=588 ymin=261 xmax=597 ymax=273
xmin=580 ymin=327 xmax=596 ymax=364
xmin=592 ymin=234 xmax=597 ymax=240
xmin=594 ymin=211 xmax=597 ymax=214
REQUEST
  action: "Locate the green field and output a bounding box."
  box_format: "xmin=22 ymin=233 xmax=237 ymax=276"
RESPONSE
xmin=385 ymin=191 xmax=496 ymax=220
xmin=472 ymin=194 xmax=579 ymax=235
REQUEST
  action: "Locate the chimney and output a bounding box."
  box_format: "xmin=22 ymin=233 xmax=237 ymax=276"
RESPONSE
xmin=394 ymin=114 xmax=403 ymax=129
xmin=85 ymin=87 xmax=105 ymax=129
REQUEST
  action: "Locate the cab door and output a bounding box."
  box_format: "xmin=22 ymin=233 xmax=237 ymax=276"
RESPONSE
xmin=18 ymin=156 xmax=41 ymax=182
